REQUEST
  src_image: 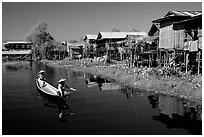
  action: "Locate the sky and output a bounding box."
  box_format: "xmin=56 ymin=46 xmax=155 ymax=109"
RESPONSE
xmin=2 ymin=2 xmax=202 ymax=42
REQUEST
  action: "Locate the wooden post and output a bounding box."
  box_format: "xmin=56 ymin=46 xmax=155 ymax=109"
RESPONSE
xmin=173 ymin=49 xmax=176 ymax=70
xmin=163 ymin=50 xmax=166 ymax=67
xmin=151 ymin=53 xmax=153 ymax=67
xmin=165 ymin=50 xmax=168 ymax=66
xmin=159 ymin=49 xmax=161 ymax=67
xmin=148 ymin=54 xmax=150 ymax=68
xmin=186 ymin=51 xmax=189 ymax=73
xmin=198 ymin=50 xmax=201 ymax=74
xmin=184 ymin=51 xmax=186 ymax=67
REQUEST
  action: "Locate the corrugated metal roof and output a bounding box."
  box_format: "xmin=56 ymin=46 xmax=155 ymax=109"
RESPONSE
xmin=3 ymin=41 xmax=32 ymax=45
xmin=97 ymin=32 xmax=147 ymax=39
xmin=98 ymin=32 xmax=127 ymax=39
xmin=67 ymin=40 xmax=85 ymax=47
xmin=84 ymin=34 xmax=97 ymax=40
xmin=173 ymin=14 xmax=202 ymax=25
xmin=165 ymin=11 xmax=202 ymax=17
xmin=126 ymin=32 xmax=147 ymax=36
xmin=2 ymin=50 xmax=31 ymax=55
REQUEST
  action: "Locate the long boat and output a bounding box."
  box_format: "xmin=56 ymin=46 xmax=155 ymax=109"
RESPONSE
xmin=36 ymin=78 xmax=76 ymax=98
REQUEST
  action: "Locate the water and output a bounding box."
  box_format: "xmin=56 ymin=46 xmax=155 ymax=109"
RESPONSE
xmin=2 ymin=62 xmax=202 ymax=135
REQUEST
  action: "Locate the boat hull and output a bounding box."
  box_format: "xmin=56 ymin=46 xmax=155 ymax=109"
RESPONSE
xmin=36 ymin=78 xmax=75 ymax=98
xmin=36 ymin=79 xmax=61 ymax=98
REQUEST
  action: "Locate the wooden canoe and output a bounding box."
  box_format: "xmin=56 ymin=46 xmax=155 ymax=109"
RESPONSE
xmin=36 ymin=78 xmax=60 ymax=97
xmin=36 ymin=78 xmax=77 ymax=97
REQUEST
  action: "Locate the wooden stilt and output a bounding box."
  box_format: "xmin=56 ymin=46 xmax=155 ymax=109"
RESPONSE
xmin=148 ymin=54 xmax=151 ymax=68
xmin=184 ymin=51 xmax=186 ymax=67
xmin=173 ymin=49 xmax=176 ymax=69
xmin=159 ymin=49 xmax=161 ymax=67
xmin=136 ymin=54 xmax=138 ymax=68
xmin=186 ymin=52 xmax=189 ymax=73
xmin=198 ymin=50 xmax=201 ymax=74
xmin=163 ymin=50 xmax=166 ymax=67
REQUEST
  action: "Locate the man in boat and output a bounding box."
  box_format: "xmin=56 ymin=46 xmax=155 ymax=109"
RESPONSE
xmin=58 ymin=78 xmax=77 ymax=98
xmin=37 ymin=70 xmax=46 ymax=87
xmin=58 ymin=79 xmax=69 ymax=98
xmin=37 ymin=70 xmax=46 ymax=80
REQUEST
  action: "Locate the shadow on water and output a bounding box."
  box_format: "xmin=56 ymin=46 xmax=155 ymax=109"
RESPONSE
xmin=38 ymin=91 xmax=77 ymax=123
xmin=148 ymin=94 xmax=202 ymax=135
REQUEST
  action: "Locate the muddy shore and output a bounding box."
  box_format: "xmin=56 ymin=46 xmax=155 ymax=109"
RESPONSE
xmin=41 ymin=59 xmax=202 ymax=103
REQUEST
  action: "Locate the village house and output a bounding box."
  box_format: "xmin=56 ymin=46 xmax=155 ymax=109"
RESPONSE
xmin=83 ymin=34 xmax=97 ymax=58
xmin=67 ymin=39 xmax=85 ymax=59
xmin=84 ymin=34 xmax=98 ymax=43
xmin=173 ymin=14 xmax=202 ymax=73
xmin=89 ymin=31 xmax=147 ymax=63
xmin=149 ymin=11 xmax=202 ymax=73
xmin=94 ymin=32 xmax=127 ymax=60
xmin=2 ymin=41 xmax=32 ymax=61
xmin=142 ymin=23 xmax=160 ymax=67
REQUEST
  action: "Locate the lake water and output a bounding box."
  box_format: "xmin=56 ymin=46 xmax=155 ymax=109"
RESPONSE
xmin=2 ymin=61 xmax=202 ymax=135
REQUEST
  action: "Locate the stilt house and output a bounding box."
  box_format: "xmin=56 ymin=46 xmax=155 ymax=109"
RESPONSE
xmin=150 ymin=11 xmax=202 ymax=73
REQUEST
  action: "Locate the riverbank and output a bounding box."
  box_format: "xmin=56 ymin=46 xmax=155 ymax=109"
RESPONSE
xmin=2 ymin=61 xmax=31 ymax=70
xmin=41 ymin=58 xmax=202 ymax=103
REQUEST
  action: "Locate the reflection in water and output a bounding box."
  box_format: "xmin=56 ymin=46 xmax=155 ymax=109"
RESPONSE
xmin=85 ymin=73 xmax=146 ymax=99
xmin=85 ymin=74 xmax=98 ymax=88
xmin=85 ymin=74 xmax=120 ymax=90
xmin=120 ymin=86 xmax=144 ymax=99
xmin=39 ymin=93 xmax=76 ymax=123
xmin=148 ymin=94 xmax=202 ymax=134
xmin=85 ymin=73 xmax=202 ymax=134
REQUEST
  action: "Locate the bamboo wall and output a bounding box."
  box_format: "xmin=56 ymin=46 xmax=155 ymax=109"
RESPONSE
xmin=174 ymin=29 xmax=185 ymax=49
xmin=159 ymin=25 xmax=174 ymax=49
xmin=159 ymin=24 xmax=187 ymax=50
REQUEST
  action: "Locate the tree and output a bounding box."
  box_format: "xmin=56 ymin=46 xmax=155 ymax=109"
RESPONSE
xmin=130 ymin=28 xmax=140 ymax=32
xmin=25 ymin=20 xmax=55 ymax=60
xmin=111 ymin=26 xmax=121 ymax=32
